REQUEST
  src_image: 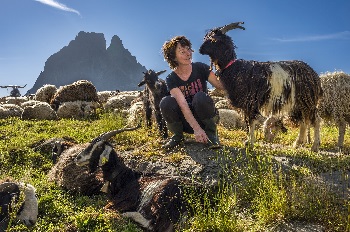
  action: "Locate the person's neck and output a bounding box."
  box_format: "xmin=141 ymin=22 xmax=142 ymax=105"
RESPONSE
xmin=175 ymin=63 xmax=192 ymax=81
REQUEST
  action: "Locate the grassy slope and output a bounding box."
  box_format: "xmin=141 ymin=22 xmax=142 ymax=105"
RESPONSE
xmin=1 ymin=113 xmax=350 ymax=231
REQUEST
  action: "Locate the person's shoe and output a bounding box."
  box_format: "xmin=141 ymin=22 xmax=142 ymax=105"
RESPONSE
xmin=162 ymin=138 xmax=184 ymax=149
xmin=202 ymin=117 xmax=221 ymax=149
xmin=162 ymin=121 xmax=184 ymax=149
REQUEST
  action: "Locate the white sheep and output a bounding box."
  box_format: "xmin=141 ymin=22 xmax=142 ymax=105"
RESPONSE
xmin=218 ymin=108 xmax=245 ymax=129
xmin=103 ymin=91 xmax=140 ymax=112
xmin=97 ymin=90 xmax=119 ymax=104
xmin=125 ymin=101 xmax=144 ymax=127
xmin=56 ymin=101 xmax=100 ymax=119
xmin=50 ymin=80 xmax=99 ymax=110
xmin=20 ymin=100 xmax=43 ymax=108
xmin=0 ymin=104 xmax=23 ymax=119
xmin=0 ymin=181 xmax=38 ymax=230
xmin=4 ymin=97 xmax=29 ymax=106
xmin=21 ymin=102 xmax=58 ymax=120
xmin=318 ymin=71 xmax=350 ymax=150
xmin=35 ymin=84 xmax=57 ymax=103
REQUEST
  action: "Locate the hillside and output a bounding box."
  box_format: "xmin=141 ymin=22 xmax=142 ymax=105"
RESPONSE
xmin=1 ymin=113 xmax=349 ymax=231
xmin=26 ymin=31 xmax=148 ymax=95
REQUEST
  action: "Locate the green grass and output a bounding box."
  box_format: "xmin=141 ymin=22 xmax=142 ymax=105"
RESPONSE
xmin=1 ymin=113 xmax=350 ymax=231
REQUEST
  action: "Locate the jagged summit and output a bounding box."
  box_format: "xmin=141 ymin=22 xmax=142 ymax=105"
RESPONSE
xmin=27 ymin=31 xmax=147 ymax=95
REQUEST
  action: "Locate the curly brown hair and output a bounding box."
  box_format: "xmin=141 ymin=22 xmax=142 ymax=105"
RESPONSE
xmin=161 ymin=35 xmax=192 ymax=69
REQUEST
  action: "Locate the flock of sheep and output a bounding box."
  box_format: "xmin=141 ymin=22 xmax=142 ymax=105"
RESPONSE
xmin=1 ymin=21 xmax=350 ymax=231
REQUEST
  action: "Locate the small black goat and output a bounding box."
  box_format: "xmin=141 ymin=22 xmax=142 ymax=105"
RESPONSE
xmin=75 ymin=127 xmax=191 ymax=232
xmin=0 ymin=181 xmax=38 ymax=231
xmin=199 ymin=22 xmax=323 ymax=151
xmin=138 ymin=70 xmax=169 ymax=139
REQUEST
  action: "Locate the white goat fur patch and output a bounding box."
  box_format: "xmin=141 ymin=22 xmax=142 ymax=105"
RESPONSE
xmin=261 ymin=63 xmax=295 ymax=116
xmin=138 ymin=179 xmax=167 ymax=212
xmin=17 ymin=183 xmax=38 ymax=226
xmin=122 ymin=211 xmax=152 ymax=229
xmin=122 ymin=179 xmax=167 ymax=230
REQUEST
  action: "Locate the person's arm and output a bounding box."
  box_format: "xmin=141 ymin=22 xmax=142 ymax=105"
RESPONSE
xmin=170 ymin=87 xmax=209 ymax=143
xmin=208 ymin=71 xmax=225 ymax=90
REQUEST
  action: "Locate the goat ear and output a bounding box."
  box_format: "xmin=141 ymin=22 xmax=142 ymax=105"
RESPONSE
xmin=156 ymin=70 xmax=167 ymax=76
xmin=98 ymin=146 xmax=113 ymax=166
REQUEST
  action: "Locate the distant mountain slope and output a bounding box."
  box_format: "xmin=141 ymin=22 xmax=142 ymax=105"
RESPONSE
xmin=27 ymin=31 xmax=147 ymax=95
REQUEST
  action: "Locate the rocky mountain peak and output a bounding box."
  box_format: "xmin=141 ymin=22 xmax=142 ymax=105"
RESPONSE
xmin=27 ymin=31 xmax=147 ymax=95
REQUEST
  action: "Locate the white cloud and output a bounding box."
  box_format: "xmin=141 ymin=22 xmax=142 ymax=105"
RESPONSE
xmin=272 ymin=31 xmax=350 ymax=42
xmin=35 ymin=0 xmax=80 ymax=16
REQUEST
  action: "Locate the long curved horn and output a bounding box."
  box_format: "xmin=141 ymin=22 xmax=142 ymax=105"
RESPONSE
xmin=156 ymin=70 xmax=167 ymax=76
xmin=97 ymin=125 xmax=141 ymax=142
xmin=219 ymin=22 xmax=245 ymax=34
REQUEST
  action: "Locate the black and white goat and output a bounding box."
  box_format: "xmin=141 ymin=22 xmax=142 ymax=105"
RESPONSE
xmin=199 ymin=22 xmax=323 ymax=151
xmin=75 ymin=127 xmax=190 ymax=232
xmin=138 ymin=70 xmax=169 ymax=139
xmin=0 ymin=181 xmax=38 ymax=231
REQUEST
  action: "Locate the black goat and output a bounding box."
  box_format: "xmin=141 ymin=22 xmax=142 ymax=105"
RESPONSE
xmin=138 ymin=70 xmax=169 ymax=139
xmin=0 ymin=181 xmax=38 ymax=231
xmin=199 ymin=22 xmax=323 ymax=151
xmin=75 ymin=127 xmax=191 ymax=232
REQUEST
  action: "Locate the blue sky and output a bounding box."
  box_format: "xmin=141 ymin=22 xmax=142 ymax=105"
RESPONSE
xmin=1 ymin=0 xmax=349 ymax=97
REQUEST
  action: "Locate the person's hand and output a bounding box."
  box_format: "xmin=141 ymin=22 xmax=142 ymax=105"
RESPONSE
xmin=193 ymin=127 xmax=208 ymax=144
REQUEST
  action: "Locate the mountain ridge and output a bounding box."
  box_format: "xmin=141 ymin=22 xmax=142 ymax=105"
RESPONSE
xmin=26 ymin=31 xmax=148 ymax=95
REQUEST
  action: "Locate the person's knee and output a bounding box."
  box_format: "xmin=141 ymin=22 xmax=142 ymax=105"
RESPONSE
xmin=160 ymin=96 xmax=181 ymax=122
xmin=193 ymin=92 xmax=213 ymax=107
xmin=192 ymin=92 xmax=215 ymax=114
xmin=160 ymin=96 xmax=177 ymax=112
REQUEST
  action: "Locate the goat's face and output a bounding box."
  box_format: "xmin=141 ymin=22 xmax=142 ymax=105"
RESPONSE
xmin=199 ymin=29 xmax=237 ymax=65
xmin=75 ymin=137 xmax=109 ymax=172
xmin=138 ymin=70 xmax=167 ymax=87
xmin=263 ymin=117 xmax=288 ymax=142
xmin=75 ymin=127 xmax=140 ymax=172
xmin=200 ymin=22 xmax=244 ymax=69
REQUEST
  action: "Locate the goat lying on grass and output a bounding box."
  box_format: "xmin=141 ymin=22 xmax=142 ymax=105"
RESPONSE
xmin=138 ymin=69 xmax=169 ymax=139
xmin=0 ymin=181 xmax=38 ymax=231
xmin=75 ymin=127 xmax=195 ymax=232
xmin=47 ymin=140 xmax=104 ymax=196
xmin=199 ymin=22 xmax=323 ymax=151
